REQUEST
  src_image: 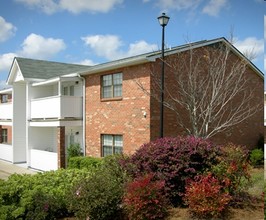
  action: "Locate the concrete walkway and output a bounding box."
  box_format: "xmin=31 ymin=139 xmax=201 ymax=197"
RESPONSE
xmin=0 ymin=160 xmax=38 ymax=180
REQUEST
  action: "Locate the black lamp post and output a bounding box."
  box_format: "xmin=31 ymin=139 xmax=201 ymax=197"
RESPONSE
xmin=157 ymin=12 xmax=170 ymax=138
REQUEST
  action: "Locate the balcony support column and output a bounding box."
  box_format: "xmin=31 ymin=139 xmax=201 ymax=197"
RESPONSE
xmin=57 ymin=126 xmax=66 ymax=168
xmin=58 ymin=80 xmax=61 ymax=96
xmin=0 ymin=125 xmax=2 ymax=143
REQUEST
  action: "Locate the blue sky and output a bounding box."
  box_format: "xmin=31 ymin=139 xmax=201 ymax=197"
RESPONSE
xmin=0 ymin=0 xmax=264 ymax=89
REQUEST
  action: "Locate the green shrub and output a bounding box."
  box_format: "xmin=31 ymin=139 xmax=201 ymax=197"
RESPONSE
xmin=184 ymin=173 xmax=231 ymax=219
xmin=250 ymin=149 xmax=264 ymax=167
xmin=67 ymin=143 xmax=83 ymax=161
xmin=68 ymin=156 xmax=102 ymax=170
xmin=0 ymin=169 xmax=89 ymax=220
xmin=211 ymin=143 xmax=251 ymax=204
xmin=68 ymin=154 xmax=128 ymax=220
xmin=123 ymin=173 xmax=169 ymax=220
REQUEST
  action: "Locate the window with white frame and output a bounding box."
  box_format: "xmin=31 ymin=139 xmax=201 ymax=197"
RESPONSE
xmin=1 ymin=129 xmax=7 ymax=143
xmin=101 ymin=134 xmax=123 ymax=157
xmin=1 ymin=94 xmax=8 ymax=103
xmin=63 ymin=85 xmax=74 ymax=96
xmin=101 ymin=73 xmax=122 ymax=99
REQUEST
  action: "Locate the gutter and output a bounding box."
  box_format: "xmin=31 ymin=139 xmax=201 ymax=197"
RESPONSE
xmin=78 ymin=74 xmax=86 ymax=156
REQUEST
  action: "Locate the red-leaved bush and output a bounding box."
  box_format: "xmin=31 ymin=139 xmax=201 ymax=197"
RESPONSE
xmin=184 ymin=173 xmax=232 ymax=218
xmin=123 ymin=173 xmax=169 ymax=220
xmin=210 ymin=143 xmax=251 ymax=206
xmin=120 ymin=136 xmax=220 ymax=205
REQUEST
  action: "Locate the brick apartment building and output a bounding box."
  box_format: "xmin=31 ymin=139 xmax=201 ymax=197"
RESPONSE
xmin=0 ymin=37 xmax=263 ymax=170
xmin=83 ymin=37 xmax=263 ymax=157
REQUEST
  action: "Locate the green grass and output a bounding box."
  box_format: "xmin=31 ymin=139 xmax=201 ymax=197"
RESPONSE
xmin=247 ymin=168 xmax=264 ymax=197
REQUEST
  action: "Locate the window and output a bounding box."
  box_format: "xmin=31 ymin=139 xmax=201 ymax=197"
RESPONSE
xmin=102 ymin=134 xmax=123 ymax=157
xmin=1 ymin=94 xmax=8 ymax=103
xmin=63 ymin=85 xmax=74 ymax=96
xmin=102 ymin=73 xmax=122 ymax=99
xmin=1 ymin=129 xmax=7 ymax=143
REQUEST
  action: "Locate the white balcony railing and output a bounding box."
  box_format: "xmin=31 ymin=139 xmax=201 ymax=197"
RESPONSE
xmin=0 ymin=144 xmax=13 ymax=162
xmin=30 ymin=149 xmax=57 ymax=171
xmin=30 ymin=96 xmax=82 ymax=119
xmin=0 ymin=103 xmax=12 ymax=120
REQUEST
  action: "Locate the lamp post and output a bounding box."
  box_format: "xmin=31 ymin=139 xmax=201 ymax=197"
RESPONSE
xmin=157 ymin=12 xmax=170 ymax=138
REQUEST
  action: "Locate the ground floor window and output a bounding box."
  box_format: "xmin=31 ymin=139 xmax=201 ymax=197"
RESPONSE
xmin=101 ymin=134 xmax=123 ymax=157
xmin=1 ymin=129 xmax=7 ymax=143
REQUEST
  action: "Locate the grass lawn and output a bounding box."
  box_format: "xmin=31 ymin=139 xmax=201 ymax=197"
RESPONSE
xmin=167 ymin=167 xmax=264 ymax=220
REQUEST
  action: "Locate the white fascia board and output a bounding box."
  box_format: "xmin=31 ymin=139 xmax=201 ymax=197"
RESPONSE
xmin=0 ymin=88 xmax=12 ymax=94
xmin=7 ymin=59 xmax=25 ymax=85
xmin=32 ymin=77 xmax=60 ymax=87
xmin=80 ymin=55 xmax=151 ymax=76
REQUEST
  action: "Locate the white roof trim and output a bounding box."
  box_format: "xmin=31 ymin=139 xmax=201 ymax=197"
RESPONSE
xmin=0 ymin=88 xmax=12 ymax=94
xmin=32 ymin=75 xmax=81 ymax=87
xmin=79 ymin=37 xmax=264 ymax=79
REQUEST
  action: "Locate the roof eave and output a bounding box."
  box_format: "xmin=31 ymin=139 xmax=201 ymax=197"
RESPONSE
xmin=80 ymin=55 xmax=151 ymax=76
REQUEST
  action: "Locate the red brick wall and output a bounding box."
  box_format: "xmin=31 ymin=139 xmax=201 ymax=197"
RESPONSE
xmin=4 ymin=125 xmax=12 ymax=144
xmin=213 ymin=65 xmax=263 ymax=148
xmin=85 ymin=64 xmax=151 ymax=157
xmin=84 ymin=45 xmax=263 ymax=157
xmin=57 ymin=126 xmax=66 ymax=168
xmin=0 ymin=125 xmax=12 ymax=144
xmin=150 ymin=47 xmax=264 ymax=148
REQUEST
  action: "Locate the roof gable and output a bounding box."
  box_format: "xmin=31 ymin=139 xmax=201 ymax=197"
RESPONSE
xmin=7 ymin=57 xmax=91 ymax=85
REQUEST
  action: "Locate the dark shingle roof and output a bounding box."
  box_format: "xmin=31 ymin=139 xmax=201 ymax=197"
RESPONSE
xmin=15 ymin=57 xmax=91 ymax=79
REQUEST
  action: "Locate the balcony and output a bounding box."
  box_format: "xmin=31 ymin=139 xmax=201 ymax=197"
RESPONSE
xmin=0 ymin=103 xmax=12 ymax=120
xmin=30 ymin=95 xmax=82 ymax=119
xmin=0 ymin=144 xmax=13 ymax=162
xmin=30 ymin=149 xmax=57 ymax=171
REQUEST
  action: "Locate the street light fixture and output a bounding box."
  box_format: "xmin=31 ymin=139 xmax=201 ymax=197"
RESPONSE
xmin=157 ymin=12 xmax=170 ymax=138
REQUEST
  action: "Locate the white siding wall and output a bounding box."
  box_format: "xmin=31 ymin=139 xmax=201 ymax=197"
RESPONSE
xmin=29 ymin=127 xmax=57 ymax=152
xmin=65 ymin=126 xmax=83 ymax=148
xmin=30 ymin=84 xmax=57 ymax=99
xmin=12 ymin=83 xmax=27 ymax=163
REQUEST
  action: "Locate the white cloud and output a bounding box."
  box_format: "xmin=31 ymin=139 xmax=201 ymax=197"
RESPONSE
xmin=82 ymin=34 xmax=157 ymax=60
xmin=15 ymin=0 xmax=123 ymax=14
xmin=156 ymin=0 xmax=201 ymax=11
xmin=127 ymin=41 xmax=158 ymax=57
xmin=19 ymin=33 xmax=66 ymax=59
xmin=0 ymin=53 xmax=17 ymax=72
xmin=0 ymin=80 xmax=9 ymax=89
xmin=15 ymin=0 xmax=59 ymax=14
xmin=0 ymin=17 xmax=17 ymax=42
xmin=264 ymin=16 xmax=266 ymax=40
xmin=60 ymin=0 xmax=123 ymax=14
xmin=202 ymin=0 xmax=227 ymax=17
xmin=82 ymin=35 xmax=123 ymax=60
xmin=77 ymin=59 xmax=97 ymax=66
xmin=233 ymin=37 xmax=263 ymax=60
xmin=0 ymin=33 xmax=66 ymax=74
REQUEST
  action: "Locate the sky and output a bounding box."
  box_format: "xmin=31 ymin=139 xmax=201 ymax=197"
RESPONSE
xmin=0 ymin=0 xmax=265 ymax=89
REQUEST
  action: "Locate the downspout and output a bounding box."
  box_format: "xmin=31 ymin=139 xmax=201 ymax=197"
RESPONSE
xmin=78 ymin=74 xmax=86 ymax=156
xmin=25 ymin=82 xmax=29 ymax=167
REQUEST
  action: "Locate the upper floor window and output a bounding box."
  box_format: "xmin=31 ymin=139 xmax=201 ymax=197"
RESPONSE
xmin=101 ymin=73 xmax=122 ymax=99
xmin=1 ymin=94 xmax=8 ymax=103
xmin=101 ymin=134 xmax=123 ymax=157
xmin=63 ymin=85 xmax=74 ymax=96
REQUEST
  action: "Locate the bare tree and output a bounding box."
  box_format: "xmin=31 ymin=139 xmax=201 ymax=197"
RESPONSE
xmin=136 ymin=40 xmax=262 ymax=139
